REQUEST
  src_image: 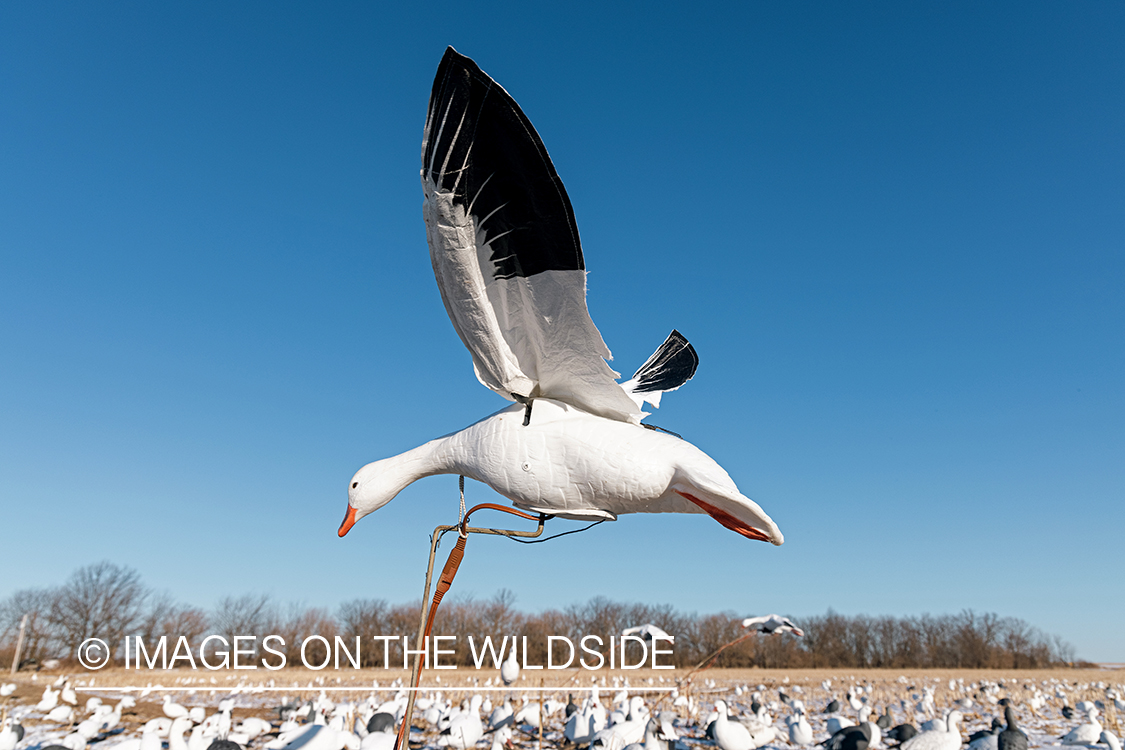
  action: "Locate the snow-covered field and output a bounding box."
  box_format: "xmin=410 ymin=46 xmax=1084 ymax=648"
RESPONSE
xmin=2 ymin=669 xmax=1121 ymax=750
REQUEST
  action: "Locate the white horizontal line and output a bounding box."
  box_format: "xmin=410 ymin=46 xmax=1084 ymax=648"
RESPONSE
xmin=79 ymin=686 xmax=678 ymax=693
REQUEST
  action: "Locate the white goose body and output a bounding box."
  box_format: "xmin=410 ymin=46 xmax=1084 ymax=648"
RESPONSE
xmin=346 ymin=399 xmax=781 ymax=542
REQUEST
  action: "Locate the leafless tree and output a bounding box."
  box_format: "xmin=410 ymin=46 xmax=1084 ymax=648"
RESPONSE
xmin=139 ymin=592 xmax=209 ymax=646
xmin=6 ymin=562 xmax=1085 ymax=670
xmin=210 ymin=593 xmax=273 ymax=659
xmin=0 ymin=588 xmax=59 ymax=667
xmin=48 ymin=561 xmax=148 ymax=658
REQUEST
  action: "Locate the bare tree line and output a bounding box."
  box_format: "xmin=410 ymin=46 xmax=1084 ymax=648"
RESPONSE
xmin=0 ymin=561 xmax=1082 ymax=670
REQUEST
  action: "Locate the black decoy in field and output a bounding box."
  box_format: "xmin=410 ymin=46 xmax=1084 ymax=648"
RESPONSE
xmin=998 ymin=707 xmax=1028 ymax=750
xmin=826 ymin=700 xmax=841 ymax=714
xmin=368 ymin=713 xmax=395 ymax=734
xmin=877 ymin=709 xmax=893 ymax=730
xmin=823 ymin=724 xmax=872 ymax=750
xmin=885 ymin=723 xmax=918 ymax=746
xmin=969 ymin=718 xmax=1005 ymax=743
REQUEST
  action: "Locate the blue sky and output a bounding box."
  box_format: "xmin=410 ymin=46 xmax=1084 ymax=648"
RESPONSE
xmin=1 ymin=3 xmax=1122 ymax=661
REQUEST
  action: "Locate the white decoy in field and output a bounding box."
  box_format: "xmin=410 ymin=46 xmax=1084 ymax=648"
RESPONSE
xmin=163 ymin=695 xmax=189 ymax=720
xmin=848 ymin=690 xmax=865 ymax=712
xmin=47 ymin=704 xmax=75 ymax=723
xmin=500 ymin=643 xmax=520 ymax=687
xmin=438 ymin=694 xmax=484 ymax=750
xmin=0 ymin=719 xmax=20 ymax=750
xmin=59 ymin=732 xmax=87 ymax=750
xmin=789 ymin=710 xmax=814 ymax=746
xmin=901 ymin=711 xmax=962 ymax=750
xmin=76 ymin=705 xmax=114 ymax=739
xmin=566 ymin=691 xmax=608 ymax=745
xmin=112 ymin=723 xmax=163 ymax=750
xmin=489 ymin=725 xmax=514 ymax=750
xmin=593 ymin=698 xmax=650 ymax=749
xmin=711 ymin=700 xmax=753 ymax=750
xmin=187 ymin=723 xmax=208 ymax=750
xmin=623 ymin=714 xmax=677 ymax=750
xmin=513 ymin=696 xmax=540 ymax=728
xmin=168 ymin=716 xmax=193 ymax=750
xmin=488 ymin=696 xmax=514 ymax=730
xmin=0 ymin=683 xmax=14 ymax=697
xmin=1061 ymin=709 xmax=1102 ymax=745
xmin=337 ymin=47 xmax=783 ymax=548
xmin=37 ymin=686 xmax=60 ymax=712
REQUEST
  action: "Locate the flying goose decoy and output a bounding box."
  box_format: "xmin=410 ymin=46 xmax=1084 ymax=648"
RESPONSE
xmin=338 ymin=47 xmax=783 ymax=546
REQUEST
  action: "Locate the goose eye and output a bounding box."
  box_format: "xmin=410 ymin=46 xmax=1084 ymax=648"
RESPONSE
xmin=351 ymin=482 xmax=358 ymax=489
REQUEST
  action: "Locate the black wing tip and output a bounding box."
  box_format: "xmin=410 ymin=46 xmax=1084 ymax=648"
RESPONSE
xmin=436 ymin=46 xmax=489 ymax=85
xmin=630 ymin=329 xmax=699 ymax=394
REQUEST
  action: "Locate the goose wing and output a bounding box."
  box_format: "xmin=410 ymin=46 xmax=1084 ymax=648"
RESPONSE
xmin=621 ymin=329 xmax=698 ymax=409
xmin=421 ymin=47 xmax=641 ymax=423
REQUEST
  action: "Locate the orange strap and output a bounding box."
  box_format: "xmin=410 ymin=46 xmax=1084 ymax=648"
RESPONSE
xmin=422 ymin=534 xmax=466 ymax=638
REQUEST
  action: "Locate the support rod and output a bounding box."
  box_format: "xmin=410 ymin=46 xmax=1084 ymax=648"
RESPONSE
xmin=394 ymin=509 xmax=546 ymax=750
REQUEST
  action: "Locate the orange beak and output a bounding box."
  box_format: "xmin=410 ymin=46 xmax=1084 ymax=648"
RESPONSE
xmin=338 ymin=505 xmax=357 ymax=537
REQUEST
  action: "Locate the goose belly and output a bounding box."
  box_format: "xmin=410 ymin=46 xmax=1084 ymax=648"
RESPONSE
xmin=447 ymin=400 xmax=717 ymax=518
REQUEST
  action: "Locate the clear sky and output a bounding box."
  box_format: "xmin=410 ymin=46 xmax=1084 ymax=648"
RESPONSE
xmin=1 ymin=3 xmax=1122 ymax=661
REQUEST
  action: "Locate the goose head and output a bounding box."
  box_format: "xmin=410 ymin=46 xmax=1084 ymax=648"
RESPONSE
xmin=340 ymin=456 xmax=418 ymax=536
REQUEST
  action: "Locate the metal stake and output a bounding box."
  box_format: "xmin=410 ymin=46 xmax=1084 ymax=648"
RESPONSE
xmin=10 ymin=614 xmax=27 ymax=675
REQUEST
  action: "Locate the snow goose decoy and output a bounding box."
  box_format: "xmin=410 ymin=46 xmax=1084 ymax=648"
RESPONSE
xmin=623 ymin=714 xmax=677 ymax=750
xmin=742 ymin=615 xmax=803 ymax=636
xmin=337 ymin=47 xmax=784 ymax=547
xmin=621 ymin=624 xmax=674 ymax=645
xmin=1060 ymin=709 xmax=1101 ymax=745
xmin=487 ymin=696 xmax=513 ymax=730
xmin=513 ymin=697 xmax=540 ymax=728
xmin=789 ymin=710 xmax=814 ymax=746
xmin=711 ymin=700 xmax=753 ymax=750
xmin=901 ymin=711 xmax=962 ymax=750
xmin=438 ymin=694 xmax=484 ymax=750
xmin=37 ymin=686 xmax=60 ymax=712
xmin=500 ymin=643 xmax=520 ymax=687
xmin=0 ymin=719 xmax=21 ymax=750
xmin=996 ymin=708 xmax=1027 ymax=750
xmin=163 ymin=695 xmax=189 ymax=720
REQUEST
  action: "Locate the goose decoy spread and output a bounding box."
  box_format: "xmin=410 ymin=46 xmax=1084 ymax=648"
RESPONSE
xmin=338 ymin=47 xmax=783 ymax=546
